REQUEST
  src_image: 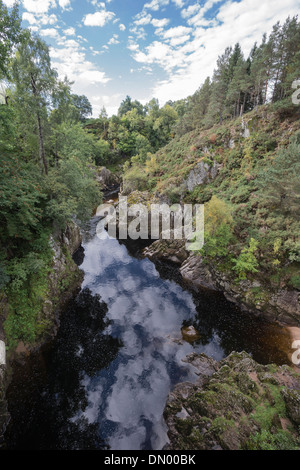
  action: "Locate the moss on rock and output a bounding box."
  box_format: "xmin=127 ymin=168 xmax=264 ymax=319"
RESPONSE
xmin=164 ymin=351 xmax=300 ymax=450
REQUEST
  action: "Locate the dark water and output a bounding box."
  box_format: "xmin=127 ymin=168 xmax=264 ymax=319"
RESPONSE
xmin=4 ymin=214 xmax=293 ymax=450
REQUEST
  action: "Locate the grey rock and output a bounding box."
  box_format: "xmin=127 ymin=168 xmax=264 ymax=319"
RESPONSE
xmin=185 ymin=160 xmax=221 ymax=192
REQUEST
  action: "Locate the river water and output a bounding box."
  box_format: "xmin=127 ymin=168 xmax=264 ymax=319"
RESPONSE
xmin=4 ymin=212 xmax=293 ymax=450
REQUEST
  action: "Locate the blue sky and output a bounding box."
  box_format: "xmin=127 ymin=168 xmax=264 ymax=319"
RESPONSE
xmin=4 ymin=0 xmax=300 ymax=116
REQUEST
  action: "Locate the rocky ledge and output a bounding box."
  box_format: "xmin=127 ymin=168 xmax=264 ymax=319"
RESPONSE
xmin=143 ymin=239 xmax=300 ymax=326
xmin=164 ymin=351 xmax=300 ymax=450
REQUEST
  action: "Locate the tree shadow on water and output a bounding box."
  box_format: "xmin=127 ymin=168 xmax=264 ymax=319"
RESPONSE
xmin=5 ymin=288 xmax=122 ymax=450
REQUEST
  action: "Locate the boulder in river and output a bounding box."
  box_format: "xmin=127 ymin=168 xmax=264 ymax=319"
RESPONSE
xmin=181 ymin=326 xmax=201 ymax=343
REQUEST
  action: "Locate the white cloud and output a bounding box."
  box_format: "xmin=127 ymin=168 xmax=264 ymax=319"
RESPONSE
xmin=22 ymin=11 xmax=58 ymax=26
xmin=2 ymin=0 xmax=16 ymax=7
xmin=168 ymin=34 xmax=190 ymax=46
xmin=58 ymin=0 xmax=71 ymax=10
xmin=22 ymin=12 xmax=37 ymax=24
xmin=185 ymin=0 xmax=224 ymax=27
xmin=134 ymin=41 xmax=174 ymax=69
xmin=129 ymin=25 xmax=147 ymax=40
xmin=41 ymin=13 xmax=58 ymax=24
xmin=63 ymin=26 xmax=76 ymax=36
xmin=119 ymin=23 xmax=126 ymax=31
xmin=22 ymin=0 xmax=56 ymax=14
xmin=40 ymin=27 xmax=59 ymax=38
xmin=181 ymin=3 xmax=201 ymax=19
xmin=135 ymin=13 xmax=152 ymax=26
xmin=143 ymin=0 xmax=185 ymax=11
xmin=108 ymin=34 xmax=120 ymax=45
xmin=151 ymin=18 xmax=170 ymax=28
xmin=127 ymin=39 xmax=139 ymax=52
xmin=83 ymin=10 xmax=115 ymax=27
xmin=144 ymin=0 xmax=169 ymax=11
xmin=171 ymin=0 xmax=185 ymax=7
xmin=50 ymin=41 xmax=111 ymax=89
xmin=162 ymin=25 xmax=191 ymax=38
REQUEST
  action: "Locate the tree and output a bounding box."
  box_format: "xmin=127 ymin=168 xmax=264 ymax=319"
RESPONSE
xmin=153 ymin=104 xmax=178 ymax=145
xmin=272 ymin=16 xmax=300 ymax=101
xmin=118 ymin=95 xmax=144 ymax=117
xmin=249 ymin=38 xmax=267 ymax=107
xmin=72 ymin=94 xmax=92 ymax=121
xmin=226 ymin=58 xmax=251 ymax=118
xmin=0 ymin=0 xmax=21 ymax=78
xmin=206 ymin=46 xmax=233 ymax=124
xmin=51 ymin=77 xmax=77 ymax=125
xmin=11 ymin=32 xmax=57 ymax=174
xmin=200 ymin=196 xmax=234 ymax=260
xmin=97 ymin=106 xmax=109 ymax=137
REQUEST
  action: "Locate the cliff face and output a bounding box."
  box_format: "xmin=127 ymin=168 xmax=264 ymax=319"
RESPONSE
xmin=0 ymin=221 xmax=83 ymax=447
xmin=164 ymin=351 xmax=300 ymax=450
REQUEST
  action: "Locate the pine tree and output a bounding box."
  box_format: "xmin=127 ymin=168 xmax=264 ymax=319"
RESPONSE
xmin=206 ymin=46 xmax=233 ymax=124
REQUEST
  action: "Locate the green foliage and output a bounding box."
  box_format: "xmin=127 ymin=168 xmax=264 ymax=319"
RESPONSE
xmin=45 ymin=155 xmax=101 ymax=228
xmin=290 ymin=275 xmax=300 ymax=290
xmin=71 ymin=94 xmax=92 ymax=121
xmin=233 ymin=238 xmax=259 ymax=280
xmin=85 ymin=95 xmax=179 ymax=163
xmin=205 ymin=195 xmax=233 ymax=233
xmin=0 ymin=0 xmax=21 ymax=78
xmin=245 ymin=429 xmax=300 ymax=450
xmin=258 ymin=132 xmax=300 ymax=218
xmin=201 ymin=223 xmax=234 ymax=259
xmin=200 ymin=196 xmax=234 ymax=260
xmin=122 ymin=165 xmax=148 ymax=194
xmin=0 ymin=152 xmax=44 ymax=241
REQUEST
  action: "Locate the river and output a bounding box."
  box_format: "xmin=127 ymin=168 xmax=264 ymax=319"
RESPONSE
xmin=3 ymin=208 xmax=294 ymax=450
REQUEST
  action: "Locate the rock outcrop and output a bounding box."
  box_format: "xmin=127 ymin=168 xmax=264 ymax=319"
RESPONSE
xmin=143 ymin=239 xmax=189 ymax=265
xmin=164 ymin=351 xmax=300 ymax=450
xmin=185 ymin=160 xmax=221 ymax=192
xmin=96 ymin=166 xmax=120 ymax=191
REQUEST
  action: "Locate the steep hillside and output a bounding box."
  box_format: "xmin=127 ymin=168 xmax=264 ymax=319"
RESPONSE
xmin=123 ymin=103 xmax=300 ymax=324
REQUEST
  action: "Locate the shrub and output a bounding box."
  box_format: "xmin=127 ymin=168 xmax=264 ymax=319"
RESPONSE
xmin=122 ymin=165 xmax=148 ymax=194
xmin=233 ymin=238 xmax=259 ymax=280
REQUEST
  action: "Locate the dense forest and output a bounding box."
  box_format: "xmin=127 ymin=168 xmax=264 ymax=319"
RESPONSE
xmin=0 ymin=0 xmax=299 ymax=347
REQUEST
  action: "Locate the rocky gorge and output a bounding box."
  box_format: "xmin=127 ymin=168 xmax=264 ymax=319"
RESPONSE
xmin=1 ymin=166 xmax=299 ymax=450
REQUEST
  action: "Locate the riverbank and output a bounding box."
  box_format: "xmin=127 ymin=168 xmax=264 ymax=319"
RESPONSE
xmin=0 ymin=221 xmax=83 ymax=447
xmin=142 ymin=235 xmax=300 ymax=327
